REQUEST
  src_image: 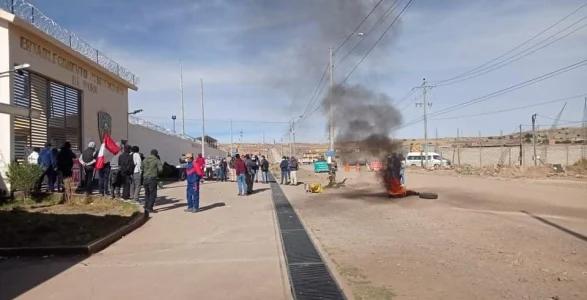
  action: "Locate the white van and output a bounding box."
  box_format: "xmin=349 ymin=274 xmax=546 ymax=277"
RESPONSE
xmin=405 ymin=152 xmax=450 ymax=168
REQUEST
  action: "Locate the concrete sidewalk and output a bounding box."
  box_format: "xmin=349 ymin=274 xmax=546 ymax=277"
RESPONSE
xmin=0 ymin=181 xmax=290 ymax=300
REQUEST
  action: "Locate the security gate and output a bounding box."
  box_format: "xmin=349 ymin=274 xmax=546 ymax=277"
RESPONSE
xmin=12 ymin=70 xmax=82 ymax=159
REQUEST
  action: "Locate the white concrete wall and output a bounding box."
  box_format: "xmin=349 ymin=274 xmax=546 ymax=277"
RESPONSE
xmin=128 ymin=124 xmax=227 ymax=166
xmin=439 ymin=144 xmax=586 ymax=167
xmin=0 ymin=18 xmax=12 ymax=192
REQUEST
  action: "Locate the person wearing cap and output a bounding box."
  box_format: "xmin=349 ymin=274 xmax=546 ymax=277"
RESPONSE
xmin=184 ymin=152 xmax=205 ymax=212
xmin=36 ymin=142 xmax=57 ymax=192
xmin=142 ymin=149 xmax=163 ymax=213
xmin=79 ymin=141 xmax=97 ymax=195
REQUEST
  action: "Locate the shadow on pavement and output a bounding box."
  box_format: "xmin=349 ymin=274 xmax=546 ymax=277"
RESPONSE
xmin=0 ymin=256 xmax=86 ymax=300
xmin=250 ymin=188 xmax=270 ymax=195
xmin=0 ymin=209 xmax=140 ymax=299
xmin=199 ymin=202 xmax=226 ymax=212
xmin=154 ymin=196 xmax=181 ymax=206
xmin=521 ymin=210 xmax=587 ymax=243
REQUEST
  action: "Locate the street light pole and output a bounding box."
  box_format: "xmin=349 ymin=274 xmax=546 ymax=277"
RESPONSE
xmin=179 ymin=59 xmax=185 ymax=135
xmin=171 ymin=115 xmax=177 ymax=133
xmin=200 ymin=78 xmax=205 ymax=157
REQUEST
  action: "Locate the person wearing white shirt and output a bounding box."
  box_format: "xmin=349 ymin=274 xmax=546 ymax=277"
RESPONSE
xmin=130 ymin=146 xmax=143 ymax=202
xmin=27 ymin=147 xmax=40 ymax=164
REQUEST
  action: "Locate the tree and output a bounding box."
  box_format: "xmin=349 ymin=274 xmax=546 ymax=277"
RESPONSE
xmin=5 ymin=161 xmax=44 ymax=201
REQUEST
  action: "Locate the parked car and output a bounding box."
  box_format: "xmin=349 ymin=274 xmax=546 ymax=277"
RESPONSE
xmin=405 ymin=152 xmax=450 ymax=168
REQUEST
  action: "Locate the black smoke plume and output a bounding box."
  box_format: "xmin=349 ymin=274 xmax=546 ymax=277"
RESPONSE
xmin=324 ymin=84 xmax=403 ymax=164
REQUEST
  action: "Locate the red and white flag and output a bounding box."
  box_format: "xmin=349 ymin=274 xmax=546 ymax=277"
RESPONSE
xmin=95 ymin=133 xmax=120 ymax=169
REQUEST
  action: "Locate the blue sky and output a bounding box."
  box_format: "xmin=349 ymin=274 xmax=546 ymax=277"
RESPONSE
xmin=22 ymin=0 xmax=587 ymax=143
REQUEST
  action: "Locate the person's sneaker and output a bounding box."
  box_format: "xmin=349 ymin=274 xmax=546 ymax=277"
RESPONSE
xmin=192 ymin=208 xmax=201 ymax=213
xmin=145 ymin=208 xmax=157 ymax=214
xmin=184 ymin=208 xmax=194 ymax=212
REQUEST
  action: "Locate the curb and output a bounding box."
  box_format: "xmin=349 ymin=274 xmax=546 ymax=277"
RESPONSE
xmin=0 ymin=212 xmax=148 ymax=257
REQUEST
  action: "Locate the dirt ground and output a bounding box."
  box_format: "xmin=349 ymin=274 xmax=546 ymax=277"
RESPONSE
xmin=280 ymin=166 xmax=587 ymax=300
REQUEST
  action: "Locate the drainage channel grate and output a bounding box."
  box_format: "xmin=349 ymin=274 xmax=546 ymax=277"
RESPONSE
xmin=269 ymin=173 xmax=346 ymax=300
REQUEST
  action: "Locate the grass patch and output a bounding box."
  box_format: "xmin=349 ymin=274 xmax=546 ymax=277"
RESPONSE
xmin=336 ymin=264 xmax=395 ymax=300
xmin=353 ymin=284 xmax=395 ymax=300
xmin=0 ymin=194 xmax=140 ymax=248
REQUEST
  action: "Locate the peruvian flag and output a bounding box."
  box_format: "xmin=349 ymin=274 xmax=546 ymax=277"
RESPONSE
xmin=95 ymin=133 xmax=120 ymax=169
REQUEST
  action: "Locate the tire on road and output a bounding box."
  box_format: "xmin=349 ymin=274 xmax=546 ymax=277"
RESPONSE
xmin=419 ymin=192 xmax=438 ymax=199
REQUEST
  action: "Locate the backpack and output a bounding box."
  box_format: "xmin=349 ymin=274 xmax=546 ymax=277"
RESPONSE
xmin=121 ymin=154 xmax=135 ymax=176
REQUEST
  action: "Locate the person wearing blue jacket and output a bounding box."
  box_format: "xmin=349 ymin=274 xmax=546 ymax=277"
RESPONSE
xmin=37 ymin=142 xmax=57 ymax=192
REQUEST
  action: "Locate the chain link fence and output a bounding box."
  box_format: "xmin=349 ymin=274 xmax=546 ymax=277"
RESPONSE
xmin=1 ymin=0 xmax=139 ymax=86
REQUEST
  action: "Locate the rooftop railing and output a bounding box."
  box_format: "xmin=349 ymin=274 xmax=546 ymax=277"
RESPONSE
xmin=129 ymin=115 xmax=202 ymax=145
xmin=1 ymin=0 xmax=139 ymax=86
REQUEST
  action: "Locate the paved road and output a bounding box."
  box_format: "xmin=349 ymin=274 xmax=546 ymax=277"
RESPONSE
xmin=283 ymin=169 xmax=587 ymax=300
xmin=0 ymin=181 xmax=290 ymax=300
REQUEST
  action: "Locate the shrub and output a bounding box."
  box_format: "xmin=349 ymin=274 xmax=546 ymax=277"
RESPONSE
xmin=5 ymin=161 xmax=44 ymax=201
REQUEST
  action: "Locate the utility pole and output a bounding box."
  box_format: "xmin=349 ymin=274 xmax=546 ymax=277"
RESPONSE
xmin=280 ymin=138 xmax=284 ymax=158
xmin=239 ymin=130 xmax=243 ymax=143
xmin=200 ymin=78 xmax=205 ymax=157
xmin=582 ymin=97 xmax=587 ymax=160
xmin=328 ymin=45 xmax=335 ymax=161
xmin=415 ymin=78 xmax=434 ymax=168
xmin=532 ymin=114 xmax=537 ymax=166
xmin=479 ymin=130 xmax=483 ymax=167
xmin=456 ymin=128 xmax=461 ymax=166
xmin=519 ymin=124 xmax=523 ymax=166
xmin=230 ymin=119 xmax=233 ymax=156
xmin=179 ymin=59 xmax=185 ymax=135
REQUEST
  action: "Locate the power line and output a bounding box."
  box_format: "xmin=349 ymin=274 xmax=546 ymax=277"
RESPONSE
xmin=397 ymin=59 xmax=587 ymax=130
xmin=427 ymin=59 xmax=587 ymax=119
xmin=337 ymin=0 xmax=403 ymax=66
xmin=430 ymin=93 xmax=587 ymax=121
xmin=300 ymin=64 xmax=329 ymax=119
xmin=430 ymin=1 xmax=587 ymax=84
xmin=436 ymin=15 xmax=587 ymax=87
xmin=536 ymin=114 xmax=583 ymax=123
xmin=340 ymin=0 xmax=415 ymax=85
xmin=333 ymin=0 xmax=385 ymax=54
xmin=140 ymin=116 xmax=290 ymax=124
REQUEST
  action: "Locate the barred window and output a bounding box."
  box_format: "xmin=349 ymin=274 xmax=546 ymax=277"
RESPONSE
xmin=12 ymin=70 xmax=82 ymax=159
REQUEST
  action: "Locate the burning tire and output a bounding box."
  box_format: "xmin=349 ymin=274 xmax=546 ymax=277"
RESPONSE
xmin=418 ymin=192 xmax=438 ymax=199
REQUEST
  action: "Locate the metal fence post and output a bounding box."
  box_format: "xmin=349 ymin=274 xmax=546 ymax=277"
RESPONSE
xmin=10 ymin=0 xmax=14 ymax=14
xmin=566 ymin=144 xmax=569 ymax=167
xmin=31 ymin=6 xmax=34 ymax=23
xmin=508 ymin=147 xmax=512 ymax=166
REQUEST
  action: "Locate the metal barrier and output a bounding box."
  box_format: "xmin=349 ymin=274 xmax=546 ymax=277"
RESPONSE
xmin=128 ymin=115 xmax=202 ymax=145
xmin=1 ymin=0 xmax=139 ymax=86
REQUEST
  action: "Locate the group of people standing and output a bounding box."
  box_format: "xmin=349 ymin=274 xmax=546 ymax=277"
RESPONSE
xmin=30 ymin=140 xmax=164 ymax=213
xmin=29 ymin=142 xmax=77 ymax=193
xmin=279 ymin=156 xmax=300 ymax=185
xmin=231 ymin=154 xmax=270 ymax=196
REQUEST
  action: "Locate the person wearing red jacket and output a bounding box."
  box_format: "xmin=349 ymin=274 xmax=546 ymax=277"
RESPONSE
xmin=195 ymin=153 xmax=205 ymax=183
xmin=233 ymin=154 xmax=248 ymax=196
xmin=185 ymin=153 xmax=205 ymax=212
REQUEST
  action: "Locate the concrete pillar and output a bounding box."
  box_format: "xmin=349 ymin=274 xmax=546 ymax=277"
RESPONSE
xmin=0 ymin=19 xmax=13 ymax=191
